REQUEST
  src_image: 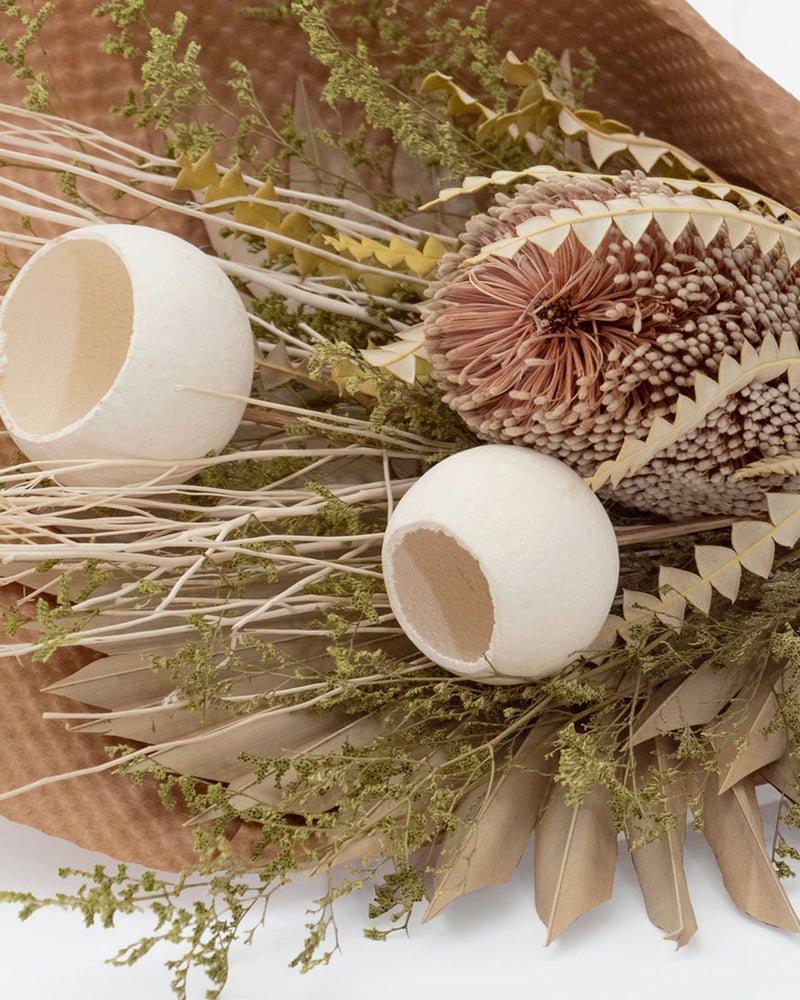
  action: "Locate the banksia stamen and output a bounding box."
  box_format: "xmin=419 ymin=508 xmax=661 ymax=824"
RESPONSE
xmin=424 ymin=171 xmax=800 ymax=520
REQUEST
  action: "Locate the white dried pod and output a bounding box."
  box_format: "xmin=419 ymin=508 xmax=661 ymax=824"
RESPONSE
xmin=382 ymin=445 xmax=619 ymax=682
xmin=0 ymin=224 xmax=254 ymax=486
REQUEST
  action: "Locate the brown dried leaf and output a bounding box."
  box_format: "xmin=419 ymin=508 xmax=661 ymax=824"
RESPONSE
xmin=713 ymin=669 xmax=789 ymax=794
xmin=70 ymin=702 xmax=235 ymax=744
xmin=700 ymin=773 xmax=800 ymax=932
xmin=534 ymin=783 xmax=617 ymax=944
xmin=424 ymin=727 xmax=557 ymax=922
xmin=627 ymin=739 xmax=697 ymax=947
xmin=631 ymin=660 xmax=748 ymax=746
xmin=44 ymin=650 xmax=184 ymax=709
xmin=145 ymin=707 xmax=356 ymax=784
xmin=759 ymin=746 xmax=800 ymax=803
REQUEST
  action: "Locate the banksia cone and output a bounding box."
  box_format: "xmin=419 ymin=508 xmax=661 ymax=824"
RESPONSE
xmin=424 ymin=171 xmax=800 ymax=520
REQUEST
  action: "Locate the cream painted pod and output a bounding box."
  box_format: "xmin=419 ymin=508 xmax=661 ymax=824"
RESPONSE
xmin=0 ymin=224 xmax=254 ymax=486
xmin=382 ymin=444 xmax=619 ymax=682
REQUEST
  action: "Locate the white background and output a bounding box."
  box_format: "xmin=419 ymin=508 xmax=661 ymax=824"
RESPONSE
xmin=2 ymin=788 xmax=800 ymax=1000
xmin=3 ymin=3 xmax=800 ymax=999
xmin=687 ymin=0 xmax=800 ymax=98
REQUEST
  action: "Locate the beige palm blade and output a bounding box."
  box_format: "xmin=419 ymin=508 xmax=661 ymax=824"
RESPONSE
xmin=607 ymin=492 xmax=800 ymax=642
xmin=700 ymin=772 xmax=800 ymax=932
xmin=534 ymin=783 xmax=618 ymax=944
xmin=0 ymin=556 xmax=75 ymax=597
xmin=710 ymin=667 xmax=791 ymax=794
xmin=64 ymin=658 xmax=347 ymax=747
xmin=288 ymin=76 xmax=364 ymax=198
xmin=70 ymin=701 xmax=239 ymax=743
xmin=22 ymin=614 xmax=196 ymax=656
xmin=423 ymin=726 xmax=557 ymax=922
xmin=9 ymin=570 xmax=222 ymax=654
xmin=225 ymin=712 xmax=387 ymax=815
xmin=0 ymin=560 xmax=189 ymax=653
xmin=627 ymin=738 xmax=697 ymax=948
xmin=631 ymin=661 xmax=749 ymax=746
xmin=388 ymin=142 xmax=443 ymax=225
xmin=131 ymin=703 xmax=359 ymax=784
xmin=44 ymin=649 xmax=189 ymax=708
xmin=43 ymin=630 xmax=339 ymax=713
xmin=759 ymin=742 xmax=800 ymax=802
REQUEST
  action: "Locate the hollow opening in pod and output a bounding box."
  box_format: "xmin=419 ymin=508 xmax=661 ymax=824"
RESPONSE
xmin=0 ymin=238 xmax=134 ymax=437
xmin=387 ymin=527 xmax=495 ymax=665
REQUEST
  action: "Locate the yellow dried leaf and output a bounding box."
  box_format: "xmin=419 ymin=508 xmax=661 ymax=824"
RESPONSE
xmin=279 ymin=211 xmax=310 ymax=242
xmin=173 ymin=152 xmax=200 ymax=191
xmin=233 ymin=180 xmax=282 ymax=230
xmin=732 ymin=453 xmax=800 ymax=481
xmin=330 ymin=359 xmax=377 ymax=398
xmin=192 ymin=149 xmax=222 ymax=188
xmin=204 ymin=162 xmax=248 ymax=213
xmin=361 ymin=272 xmax=397 ymax=297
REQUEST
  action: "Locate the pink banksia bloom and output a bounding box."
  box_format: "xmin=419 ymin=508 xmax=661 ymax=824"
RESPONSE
xmin=424 ymin=171 xmax=800 ymax=520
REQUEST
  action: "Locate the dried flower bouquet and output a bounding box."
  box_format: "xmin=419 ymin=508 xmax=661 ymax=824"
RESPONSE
xmin=1 ymin=2 xmax=800 ymax=997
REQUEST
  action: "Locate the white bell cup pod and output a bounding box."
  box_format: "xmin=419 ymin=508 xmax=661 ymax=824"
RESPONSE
xmin=0 ymin=224 xmax=254 ymax=486
xmin=382 ymin=445 xmax=619 ymax=682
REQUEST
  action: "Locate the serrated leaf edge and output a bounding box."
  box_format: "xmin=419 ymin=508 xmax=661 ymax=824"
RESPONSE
xmin=587 ymin=330 xmax=800 ymax=491
xmin=606 ymin=493 xmax=800 ymax=643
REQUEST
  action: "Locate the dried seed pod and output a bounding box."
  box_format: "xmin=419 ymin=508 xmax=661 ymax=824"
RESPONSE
xmin=0 ymin=225 xmax=254 ymax=486
xmin=424 ymin=172 xmax=800 ymax=519
xmin=381 ymin=444 xmax=619 ymax=682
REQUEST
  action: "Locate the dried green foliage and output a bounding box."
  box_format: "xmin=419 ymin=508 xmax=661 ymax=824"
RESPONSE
xmin=89 ymin=0 xmax=601 ymax=205
xmin=0 ymin=0 xmax=53 ymax=109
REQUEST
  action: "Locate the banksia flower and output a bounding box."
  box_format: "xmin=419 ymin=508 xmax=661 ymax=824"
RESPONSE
xmin=424 ymin=171 xmax=800 ymax=520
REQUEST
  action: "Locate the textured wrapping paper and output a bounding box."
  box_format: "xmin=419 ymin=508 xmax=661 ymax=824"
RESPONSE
xmin=2 ymin=0 xmax=800 ymax=871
